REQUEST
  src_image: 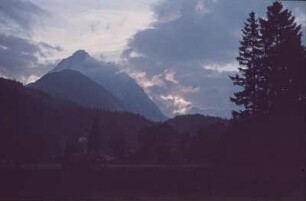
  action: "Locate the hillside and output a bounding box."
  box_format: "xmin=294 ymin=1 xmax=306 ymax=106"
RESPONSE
xmin=165 ymin=114 xmax=226 ymax=136
xmin=29 ymin=69 xmax=124 ymax=112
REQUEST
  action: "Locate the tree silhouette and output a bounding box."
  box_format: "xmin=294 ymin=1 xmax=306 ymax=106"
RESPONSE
xmin=137 ymin=125 xmax=179 ymax=164
xmin=231 ymin=1 xmax=305 ymax=120
xmin=230 ymin=11 xmax=263 ymax=119
xmin=259 ymin=1 xmax=305 ymax=117
xmin=87 ymin=118 xmax=100 ymax=154
xmin=109 ymin=132 xmax=126 ymax=160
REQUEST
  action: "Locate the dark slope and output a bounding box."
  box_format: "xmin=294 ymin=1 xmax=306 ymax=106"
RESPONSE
xmin=0 ymin=78 xmax=154 ymax=159
xmin=29 ymin=69 xmax=124 ymax=112
xmin=51 ymin=50 xmax=166 ymax=121
xmin=164 ymin=114 xmax=226 ymax=135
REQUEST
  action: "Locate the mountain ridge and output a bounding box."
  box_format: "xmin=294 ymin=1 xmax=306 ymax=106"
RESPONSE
xmin=51 ymin=50 xmax=166 ymax=121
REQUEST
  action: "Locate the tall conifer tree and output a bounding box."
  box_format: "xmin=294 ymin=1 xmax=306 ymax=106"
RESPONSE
xmin=230 ymin=11 xmax=263 ymax=119
xmin=260 ymin=1 xmax=305 ymax=116
xmin=231 ymin=1 xmax=305 ymax=120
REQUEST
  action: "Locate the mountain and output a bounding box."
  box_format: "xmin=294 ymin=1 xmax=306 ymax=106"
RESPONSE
xmin=29 ymin=69 xmax=124 ymax=112
xmin=0 ymin=77 xmax=154 ymax=160
xmin=51 ymin=50 xmax=166 ymax=121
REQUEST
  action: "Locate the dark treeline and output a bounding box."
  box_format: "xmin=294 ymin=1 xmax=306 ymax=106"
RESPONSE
xmin=0 ymin=78 xmax=154 ymax=166
xmin=0 ymin=77 xmax=226 ymax=167
xmin=0 ymin=1 xmax=305 ymax=199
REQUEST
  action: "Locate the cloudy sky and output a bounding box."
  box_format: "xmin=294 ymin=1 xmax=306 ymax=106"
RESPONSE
xmin=0 ymin=0 xmax=305 ymax=118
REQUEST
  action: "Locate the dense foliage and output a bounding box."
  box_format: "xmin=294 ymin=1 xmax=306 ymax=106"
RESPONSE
xmin=231 ymin=1 xmax=305 ymax=120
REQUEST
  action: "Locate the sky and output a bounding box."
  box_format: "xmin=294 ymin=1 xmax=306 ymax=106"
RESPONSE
xmin=0 ymin=0 xmax=305 ymax=118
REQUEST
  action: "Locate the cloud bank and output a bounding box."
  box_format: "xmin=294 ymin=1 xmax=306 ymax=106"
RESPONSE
xmin=0 ymin=0 xmax=61 ymax=83
xmin=122 ymin=0 xmax=305 ymax=117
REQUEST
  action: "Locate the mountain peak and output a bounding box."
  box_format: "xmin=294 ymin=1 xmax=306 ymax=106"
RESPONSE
xmin=52 ymin=50 xmax=94 ymax=72
xmin=71 ymin=49 xmax=90 ymax=59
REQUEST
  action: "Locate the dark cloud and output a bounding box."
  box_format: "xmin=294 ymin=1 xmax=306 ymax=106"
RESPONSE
xmin=135 ymin=0 xmax=304 ymax=63
xmin=0 ymin=0 xmax=60 ymax=82
xmin=0 ymin=34 xmax=39 ymax=69
xmin=0 ymin=0 xmax=47 ymax=32
xmin=123 ymin=0 xmax=305 ymax=117
xmin=127 ymin=0 xmax=268 ymax=64
xmin=0 ymin=34 xmax=58 ymax=82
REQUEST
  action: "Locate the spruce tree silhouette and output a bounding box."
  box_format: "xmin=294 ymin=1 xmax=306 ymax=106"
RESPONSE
xmin=231 ymin=1 xmax=305 ymax=120
xmin=259 ymin=1 xmax=305 ymax=117
xmin=230 ymin=11 xmax=263 ymax=120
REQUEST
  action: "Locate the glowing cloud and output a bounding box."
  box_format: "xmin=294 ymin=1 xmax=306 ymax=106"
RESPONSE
xmin=160 ymin=94 xmax=192 ymax=115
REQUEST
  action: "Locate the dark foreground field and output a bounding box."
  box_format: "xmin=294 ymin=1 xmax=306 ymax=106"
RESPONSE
xmin=0 ymin=163 xmax=305 ymax=200
xmin=0 ymin=165 xmax=213 ymax=199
